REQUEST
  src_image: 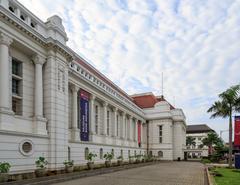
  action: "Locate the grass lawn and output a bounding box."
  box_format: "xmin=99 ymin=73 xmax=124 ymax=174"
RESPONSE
xmin=213 ymin=168 xmax=240 ymax=185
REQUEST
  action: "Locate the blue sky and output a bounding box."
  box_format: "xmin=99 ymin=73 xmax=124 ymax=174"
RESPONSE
xmin=19 ymin=0 xmax=240 ymax=141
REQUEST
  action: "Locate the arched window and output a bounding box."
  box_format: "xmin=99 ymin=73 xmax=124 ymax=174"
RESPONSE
xmin=68 ymin=146 xmax=71 ymax=161
xmin=100 ymin=148 xmax=103 ymax=159
xmin=149 ymin=151 xmax=153 ymax=157
xmin=134 ymin=150 xmax=136 ymax=157
xmin=121 ymin=149 xmax=123 ymax=158
xmin=128 ymin=150 xmax=130 ymax=158
xmin=85 ymin=147 xmax=89 ymax=160
xmin=158 ymin=151 xmax=163 ymax=158
xmin=111 ymin=149 xmax=114 ymax=158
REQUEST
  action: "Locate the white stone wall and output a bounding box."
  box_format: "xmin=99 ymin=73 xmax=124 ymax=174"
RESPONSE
xmin=69 ymin=142 xmax=145 ymax=164
xmin=0 ymin=133 xmax=48 ymax=173
xmin=173 ymin=122 xmax=185 ymax=160
xmin=148 ymin=119 xmax=174 ymax=160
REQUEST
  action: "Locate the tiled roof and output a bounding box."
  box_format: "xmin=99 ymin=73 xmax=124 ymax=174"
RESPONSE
xmin=186 ymin=124 xmax=214 ymax=133
xmin=131 ymin=93 xmax=175 ymax=109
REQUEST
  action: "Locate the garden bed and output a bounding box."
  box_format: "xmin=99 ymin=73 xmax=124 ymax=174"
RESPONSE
xmin=208 ymin=167 xmax=240 ymax=185
xmin=1 ymin=160 xmax=161 ymax=185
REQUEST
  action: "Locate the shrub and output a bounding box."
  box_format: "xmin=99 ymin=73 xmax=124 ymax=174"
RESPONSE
xmin=103 ymin=152 xmax=114 ymax=162
xmin=201 ymin=159 xmax=211 ymax=164
xmin=0 ymin=162 xmax=11 ymax=173
xmin=117 ymin=156 xmax=123 ymax=160
xmin=35 ymin=157 xmax=48 ymax=169
xmin=63 ymin=160 xmax=74 ymax=167
xmin=87 ymin=152 xmax=97 ymax=162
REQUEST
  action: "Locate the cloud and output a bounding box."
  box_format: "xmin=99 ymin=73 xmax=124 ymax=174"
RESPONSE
xmin=19 ymin=0 xmax=240 ymax=141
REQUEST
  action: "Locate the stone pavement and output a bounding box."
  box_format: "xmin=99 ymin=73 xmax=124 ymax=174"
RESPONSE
xmin=53 ymin=162 xmax=206 ymax=185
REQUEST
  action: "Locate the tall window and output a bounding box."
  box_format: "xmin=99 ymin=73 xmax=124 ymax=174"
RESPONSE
xmin=111 ymin=149 xmax=114 ymax=158
xmin=68 ymin=146 xmax=71 ymax=161
xmin=116 ymin=115 xmax=119 ymax=137
xmin=121 ymin=149 xmax=123 ymax=158
xmin=158 ymin=151 xmax=163 ymax=158
xmin=100 ymin=148 xmax=103 ymax=159
xmin=12 ymin=58 xmax=22 ymax=115
xmin=95 ymin=105 xmax=98 ymax=134
xmin=107 ymin=110 xmax=110 ymax=136
xmin=159 ymin=125 xmax=163 ymax=143
xmin=85 ymin=147 xmax=89 ymax=160
xmin=128 ymin=150 xmax=130 ymax=158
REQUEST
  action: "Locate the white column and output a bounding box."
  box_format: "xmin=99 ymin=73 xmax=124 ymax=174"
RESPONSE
xmin=0 ymin=33 xmax=12 ymax=113
xmin=141 ymin=121 xmax=144 ymax=144
xmin=102 ymin=102 xmax=107 ymax=135
xmin=90 ymin=94 xmax=95 ymax=135
xmin=121 ymin=112 xmax=126 ymax=139
xmin=72 ymin=85 xmax=79 ymax=129
xmin=71 ymin=85 xmax=80 ymax=141
xmin=129 ymin=116 xmax=132 ymax=140
xmin=112 ymin=107 xmax=117 ymax=137
xmin=33 ymin=55 xmax=45 ymax=119
xmin=135 ymin=119 xmax=138 ymax=142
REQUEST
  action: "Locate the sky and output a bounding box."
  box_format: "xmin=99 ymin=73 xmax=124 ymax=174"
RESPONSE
xmin=19 ymin=0 xmax=240 ymax=141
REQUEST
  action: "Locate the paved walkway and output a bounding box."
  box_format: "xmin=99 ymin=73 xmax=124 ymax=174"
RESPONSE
xmin=53 ymin=162 xmax=206 ymax=185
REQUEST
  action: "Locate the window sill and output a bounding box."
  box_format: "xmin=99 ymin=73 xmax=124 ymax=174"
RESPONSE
xmin=12 ymin=74 xmax=22 ymax=80
xmin=12 ymin=94 xmax=22 ymax=99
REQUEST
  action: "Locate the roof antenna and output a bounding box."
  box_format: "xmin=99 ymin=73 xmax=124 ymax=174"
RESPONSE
xmin=161 ymin=72 xmax=164 ymax=99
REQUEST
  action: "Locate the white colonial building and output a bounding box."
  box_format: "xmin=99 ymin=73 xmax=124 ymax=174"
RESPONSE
xmin=0 ymin=0 xmax=186 ymax=173
xmin=185 ymin=124 xmax=214 ymax=158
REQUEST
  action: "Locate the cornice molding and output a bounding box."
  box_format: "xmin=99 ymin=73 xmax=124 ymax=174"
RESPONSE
xmin=0 ymin=7 xmax=73 ymax=61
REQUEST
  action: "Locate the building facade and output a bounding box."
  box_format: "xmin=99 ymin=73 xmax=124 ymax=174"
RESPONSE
xmin=185 ymin=124 xmax=214 ymax=158
xmin=0 ymin=0 xmax=186 ymax=173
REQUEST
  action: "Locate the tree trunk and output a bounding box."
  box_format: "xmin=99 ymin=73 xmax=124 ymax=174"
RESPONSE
xmin=229 ymin=111 xmax=233 ymax=168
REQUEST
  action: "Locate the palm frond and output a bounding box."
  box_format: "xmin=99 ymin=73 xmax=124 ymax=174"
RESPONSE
xmin=207 ymin=101 xmax=229 ymax=118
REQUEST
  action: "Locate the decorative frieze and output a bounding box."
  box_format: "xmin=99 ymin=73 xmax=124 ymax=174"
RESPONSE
xmin=69 ymin=61 xmax=144 ymax=117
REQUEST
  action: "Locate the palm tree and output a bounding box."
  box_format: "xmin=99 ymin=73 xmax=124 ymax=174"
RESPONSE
xmin=186 ymin=136 xmax=196 ymax=148
xmin=207 ymin=84 xmax=240 ymax=167
xmin=201 ymin=132 xmax=221 ymax=155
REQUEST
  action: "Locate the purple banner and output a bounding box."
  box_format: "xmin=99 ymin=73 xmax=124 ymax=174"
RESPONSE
xmin=80 ymin=90 xmax=89 ymax=141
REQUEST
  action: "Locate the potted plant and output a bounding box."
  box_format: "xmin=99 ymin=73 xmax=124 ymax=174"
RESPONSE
xmin=103 ymin=152 xmax=113 ymax=167
xmin=35 ymin=156 xmax=48 ymax=177
xmin=136 ymin=154 xmax=142 ymax=163
xmin=0 ymin=162 xmax=11 ymax=183
xmin=129 ymin=156 xmax=134 ymax=164
xmin=117 ymin=156 xmax=123 ymax=166
xmin=87 ymin=152 xmax=97 ymax=170
xmin=63 ymin=160 xmax=74 ymax=173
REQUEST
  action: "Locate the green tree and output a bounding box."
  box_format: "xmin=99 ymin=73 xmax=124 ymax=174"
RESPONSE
xmin=186 ymin=136 xmax=196 ymax=148
xmin=207 ymin=84 xmax=240 ymax=167
xmin=202 ymin=132 xmax=222 ymax=155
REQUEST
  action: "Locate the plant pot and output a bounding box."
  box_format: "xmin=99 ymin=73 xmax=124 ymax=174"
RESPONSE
xmin=117 ymin=160 xmax=123 ymax=166
xmin=87 ymin=162 xmax=94 ymax=170
xmin=65 ymin=166 xmax=74 ymax=173
xmin=35 ymin=168 xmax=47 ymax=177
xmin=136 ymin=159 xmax=141 ymax=163
xmin=0 ymin=173 xmax=9 ymax=183
xmin=105 ymin=161 xmax=112 ymax=167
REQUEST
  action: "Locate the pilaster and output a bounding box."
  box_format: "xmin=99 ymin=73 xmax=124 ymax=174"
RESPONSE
xmin=71 ymin=85 xmax=80 ymax=141
xmin=0 ymin=33 xmax=13 ymax=114
xmin=32 ymin=54 xmax=47 ymax=135
xmin=102 ymin=102 xmax=108 ymax=136
xmin=89 ymin=94 xmax=96 ymax=136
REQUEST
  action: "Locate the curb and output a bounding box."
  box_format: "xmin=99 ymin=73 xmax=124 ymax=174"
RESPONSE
xmin=1 ymin=162 xmax=160 ymax=185
xmin=205 ymin=166 xmax=215 ymax=185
